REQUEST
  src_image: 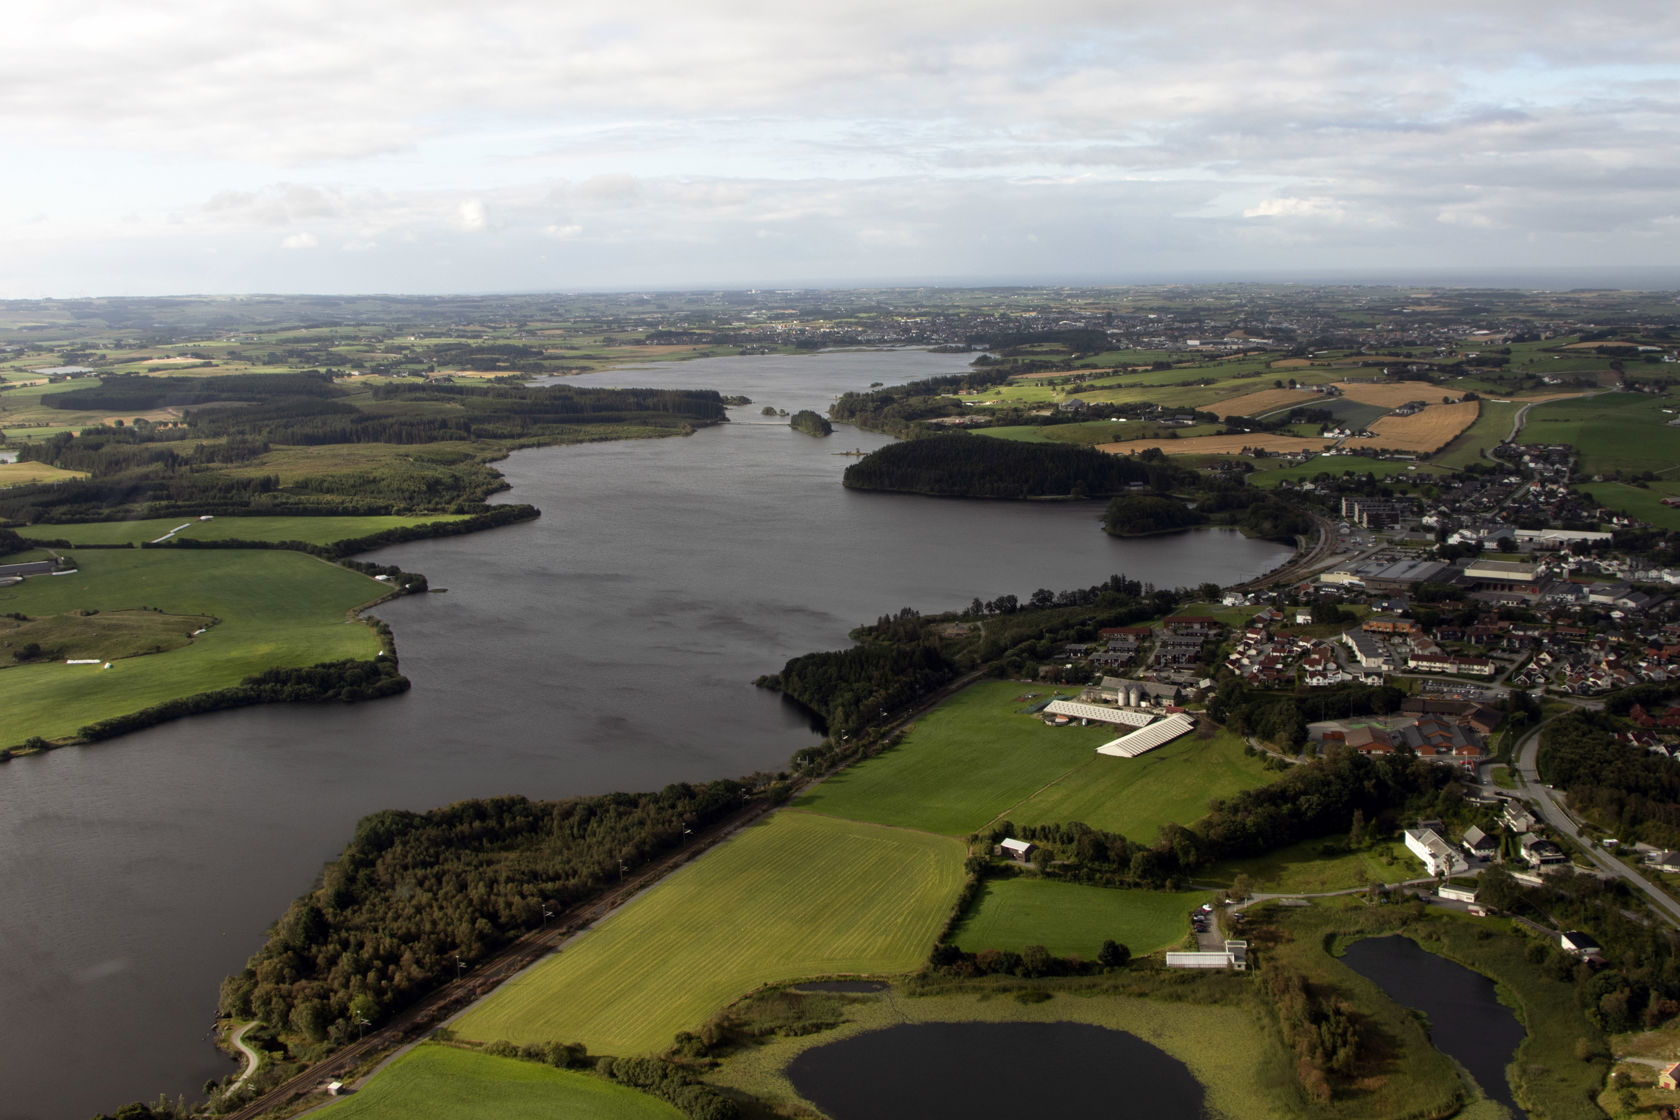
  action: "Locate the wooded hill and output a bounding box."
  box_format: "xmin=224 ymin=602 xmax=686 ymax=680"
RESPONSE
xmin=841 ymin=433 xmax=1160 ymax=498
xmin=218 ymin=781 xmax=763 ymax=1052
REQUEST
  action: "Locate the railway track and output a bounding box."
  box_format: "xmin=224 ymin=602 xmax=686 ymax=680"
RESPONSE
xmin=1227 ymin=513 xmax=1338 ymax=593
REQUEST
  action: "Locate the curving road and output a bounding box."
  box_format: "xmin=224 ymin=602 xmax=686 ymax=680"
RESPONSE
xmin=1512 ymin=719 xmax=1680 ymax=928
xmin=228 ymin=1021 xmax=260 ymax=1092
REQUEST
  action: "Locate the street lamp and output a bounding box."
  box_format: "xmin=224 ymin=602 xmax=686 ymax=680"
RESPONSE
xmin=455 ymin=954 xmax=464 ymax=982
xmin=356 ymin=1015 xmax=371 ymax=1042
xmin=619 ymin=859 xmax=628 ymax=882
xmin=542 ymin=906 xmax=554 ymax=931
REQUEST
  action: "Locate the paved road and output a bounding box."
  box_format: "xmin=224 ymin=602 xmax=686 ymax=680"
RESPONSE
xmin=1512 ymin=718 xmax=1680 ymax=928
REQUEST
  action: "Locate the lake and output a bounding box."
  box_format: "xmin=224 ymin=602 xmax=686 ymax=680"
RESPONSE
xmin=0 ymin=349 xmax=1290 ymax=1119
xmin=1340 ymin=935 xmax=1527 ymax=1117
xmin=787 ymin=1021 xmax=1208 ymax=1119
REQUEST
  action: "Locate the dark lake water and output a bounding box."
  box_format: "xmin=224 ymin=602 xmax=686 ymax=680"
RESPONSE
xmin=0 ymin=349 xmax=1290 ymax=1119
xmin=1340 ymin=935 xmax=1527 ymax=1117
xmin=787 ymin=1021 xmax=1208 ymax=1119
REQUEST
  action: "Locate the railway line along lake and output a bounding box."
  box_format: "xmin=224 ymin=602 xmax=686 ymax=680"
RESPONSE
xmin=0 ymin=349 xmax=1291 ymax=1119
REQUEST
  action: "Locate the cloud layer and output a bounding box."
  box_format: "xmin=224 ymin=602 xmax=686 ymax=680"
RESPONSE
xmin=6 ymin=0 xmax=1679 ymax=295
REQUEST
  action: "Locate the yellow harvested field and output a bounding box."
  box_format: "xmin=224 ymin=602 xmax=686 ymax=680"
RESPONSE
xmin=1214 ymin=388 xmax=1320 ymax=418
xmin=1268 ymin=358 xmax=1313 ymax=369
xmin=1097 ymin=434 xmax=1328 ymax=457
xmin=1342 ymin=400 xmax=1479 ymax=453
xmin=0 ymin=462 xmax=88 ymax=488
xmin=1332 ymin=381 xmax=1465 ymax=407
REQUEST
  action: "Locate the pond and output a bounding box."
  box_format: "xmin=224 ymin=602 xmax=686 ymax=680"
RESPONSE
xmin=1340 ymin=935 xmax=1527 ymax=1117
xmin=786 ymin=1021 xmax=1208 ymax=1119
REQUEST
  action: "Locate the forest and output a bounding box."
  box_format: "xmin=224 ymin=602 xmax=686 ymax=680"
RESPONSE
xmin=1538 ymin=709 xmax=1680 ymax=848
xmin=841 ymin=433 xmax=1154 ymax=498
xmin=218 ymin=781 xmax=761 ymax=1053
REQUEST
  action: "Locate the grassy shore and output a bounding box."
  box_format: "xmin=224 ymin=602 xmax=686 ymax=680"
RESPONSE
xmin=29 ymin=513 xmax=468 ymax=547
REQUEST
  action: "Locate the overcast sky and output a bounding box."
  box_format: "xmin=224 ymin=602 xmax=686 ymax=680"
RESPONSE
xmin=6 ymin=0 xmax=1679 ymax=297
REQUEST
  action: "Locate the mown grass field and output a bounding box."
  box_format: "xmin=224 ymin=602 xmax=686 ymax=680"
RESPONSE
xmin=316 ymin=1044 xmax=681 ymax=1120
xmin=452 ymin=812 xmax=966 ymax=1056
xmin=1005 ymin=726 xmax=1270 ymax=840
xmin=796 ymin=681 xmax=1272 ymax=840
xmin=952 ymin=878 xmax=1199 ymax=958
xmin=794 ymin=681 xmax=1114 ymax=836
xmin=0 ymin=549 xmax=385 ymax=743
xmin=1525 ymin=392 xmax=1680 ymax=475
xmin=33 ymin=513 xmax=467 ymax=547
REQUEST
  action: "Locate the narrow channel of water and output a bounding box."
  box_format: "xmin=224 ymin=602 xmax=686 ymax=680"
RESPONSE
xmin=0 ymin=350 xmax=1292 ymax=1119
xmin=1340 ymin=935 xmax=1527 ymax=1117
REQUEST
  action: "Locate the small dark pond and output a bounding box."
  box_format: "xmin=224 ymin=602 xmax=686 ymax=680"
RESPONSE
xmin=792 ymin=980 xmax=888 ymax=993
xmin=787 ymin=1021 xmax=1207 ymax=1119
xmin=1340 ymin=936 xmax=1527 ymax=1117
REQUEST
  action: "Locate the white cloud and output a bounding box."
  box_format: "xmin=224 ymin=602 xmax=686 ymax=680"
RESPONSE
xmin=5 ymin=0 xmax=1680 ymax=293
xmin=458 ymin=199 xmax=491 ymax=232
xmin=280 ymin=232 xmax=318 ymax=249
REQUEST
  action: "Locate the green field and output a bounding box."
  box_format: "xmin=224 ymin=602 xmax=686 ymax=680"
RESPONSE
xmin=1524 ymin=392 xmax=1679 ymax=475
xmin=1201 ymin=837 xmax=1411 ymax=894
xmin=1576 ymin=480 xmax=1680 ymax=530
xmin=794 ymin=681 xmax=1114 ymax=835
xmin=31 ymin=513 xmax=467 ymax=547
xmin=1248 ymin=455 xmax=1451 ymax=488
xmin=1005 ymin=726 xmax=1271 ymax=839
xmin=1430 ymin=398 xmax=1519 ymax=470
xmin=796 ymin=681 xmax=1271 ymax=840
xmin=0 ymin=549 xmax=385 ymax=743
xmin=952 ymin=878 xmax=1199 ymax=958
xmin=453 ymin=812 xmax=966 ymax=1056
xmin=316 ymin=1045 xmax=681 ymax=1120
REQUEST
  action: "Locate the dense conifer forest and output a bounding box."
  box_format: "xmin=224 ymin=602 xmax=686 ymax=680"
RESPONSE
xmin=841 ymin=433 xmax=1152 ymax=498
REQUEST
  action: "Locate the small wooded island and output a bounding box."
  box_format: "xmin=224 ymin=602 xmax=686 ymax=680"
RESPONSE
xmin=788 ymin=409 xmax=833 ymax=437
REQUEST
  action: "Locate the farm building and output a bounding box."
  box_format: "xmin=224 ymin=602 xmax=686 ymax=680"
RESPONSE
xmin=1041 ymin=699 xmax=1154 ymax=728
xmin=1166 ymin=940 xmax=1248 ymax=971
xmin=1000 ymin=838 xmax=1036 ymax=863
xmin=1096 ymin=712 xmax=1196 ymax=758
xmin=1560 ymin=931 xmax=1602 ymax=960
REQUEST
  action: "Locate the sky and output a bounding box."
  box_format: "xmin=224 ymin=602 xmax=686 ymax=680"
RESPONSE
xmin=5 ymin=0 xmax=1680 ymax=297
